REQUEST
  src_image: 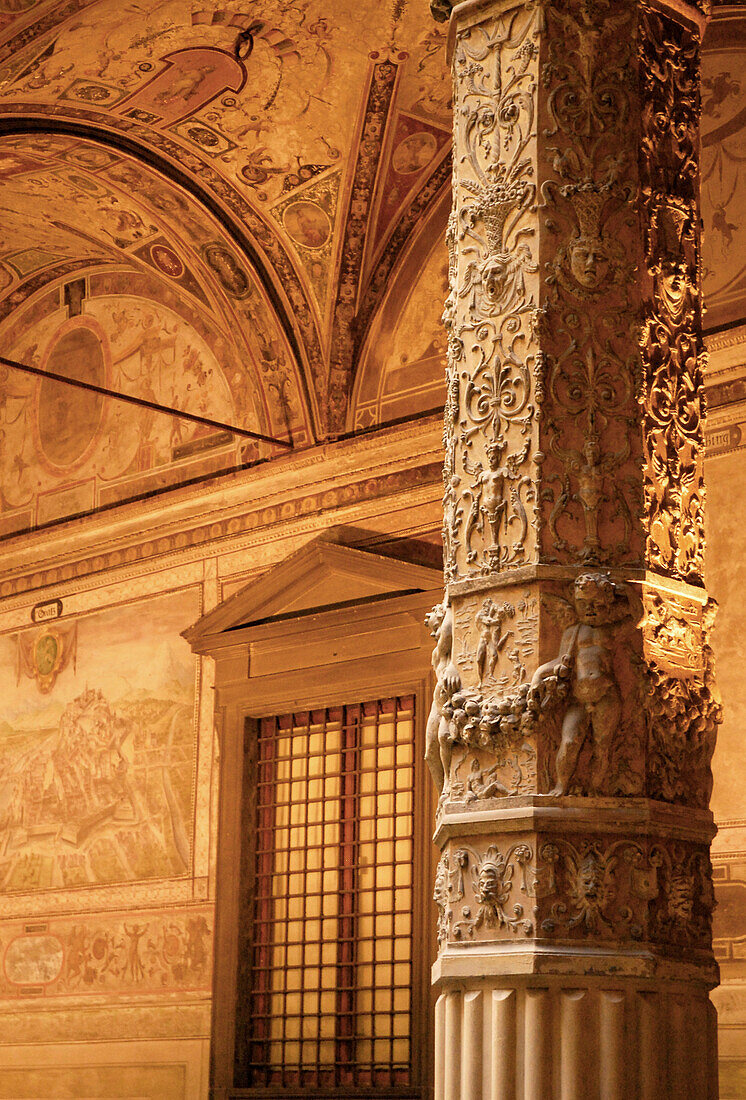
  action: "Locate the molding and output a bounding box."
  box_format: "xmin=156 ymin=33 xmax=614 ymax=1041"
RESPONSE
xmin=185 ymin=533 xmax=442 ymax=647
xmin=0 ymin=417 xmax=443 ymax=601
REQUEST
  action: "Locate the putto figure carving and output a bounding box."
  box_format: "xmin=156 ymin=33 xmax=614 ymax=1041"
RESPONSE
xmin=425 ymin=600 xmax=461 ymax=797
xmin=532 ymin=573 xmax=631 ymax=795
xmin=548 ymin=428 xmax=632 ymax=562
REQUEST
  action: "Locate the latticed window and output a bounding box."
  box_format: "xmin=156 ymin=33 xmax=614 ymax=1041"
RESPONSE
xmin=242 ymin=696 xmax=417 ymax=1091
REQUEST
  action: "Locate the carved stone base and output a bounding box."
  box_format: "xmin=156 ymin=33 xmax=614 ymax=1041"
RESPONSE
xmin=433 ymin=975 xmax=718 ymax=1100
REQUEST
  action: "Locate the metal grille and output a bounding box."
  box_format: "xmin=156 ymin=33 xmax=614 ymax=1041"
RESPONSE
xmin=247 ymin=696 xmax=416 ymax=1090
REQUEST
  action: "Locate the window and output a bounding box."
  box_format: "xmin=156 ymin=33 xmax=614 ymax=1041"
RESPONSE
xmin=241 ymin=697 xmax=417 ymax=1090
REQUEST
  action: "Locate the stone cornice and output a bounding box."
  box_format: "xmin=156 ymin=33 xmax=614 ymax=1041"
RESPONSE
xmin=0 ymin=416 xmax=443 ymax=600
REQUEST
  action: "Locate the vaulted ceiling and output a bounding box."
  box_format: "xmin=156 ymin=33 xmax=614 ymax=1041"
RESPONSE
xmin=0 ymin=1 xmax=743 ymax=537
xmin=0 ymin=0 xmax=452 ymax=444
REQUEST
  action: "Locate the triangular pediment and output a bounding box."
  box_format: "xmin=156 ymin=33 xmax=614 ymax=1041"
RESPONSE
xmin=184 ymin=531 xmax=442 ymax=651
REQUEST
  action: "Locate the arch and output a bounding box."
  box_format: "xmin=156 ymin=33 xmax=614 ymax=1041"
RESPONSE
xmin=0 ymin=115 xmax=323 ymax=438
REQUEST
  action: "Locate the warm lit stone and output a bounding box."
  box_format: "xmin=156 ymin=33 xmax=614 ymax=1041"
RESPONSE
xmin=430 ymin=0 xmax=721 ymax=1093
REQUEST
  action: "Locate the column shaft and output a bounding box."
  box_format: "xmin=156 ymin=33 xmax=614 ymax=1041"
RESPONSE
xmin=430 ymin=0 xmax=720 ymax=1093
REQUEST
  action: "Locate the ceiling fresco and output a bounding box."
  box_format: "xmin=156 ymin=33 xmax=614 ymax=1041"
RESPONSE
xmin=352 ymin=202 xmax=448 ymax=431
xmin=0 ymin=275 xmax=303 ymax=535
xmin=0 ymin=128 xmax=314 ymax=534
xmin=0 ymin=0 xmax=453 ymax=437
xmin=0 ymin=135 xmax=311 ymax=431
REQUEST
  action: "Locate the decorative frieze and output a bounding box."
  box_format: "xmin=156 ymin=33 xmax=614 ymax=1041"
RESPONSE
xmin=435 ymin=834 xmax=715 ymax=952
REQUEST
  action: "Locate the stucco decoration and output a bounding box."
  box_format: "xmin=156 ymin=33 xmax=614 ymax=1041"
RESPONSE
xmin=432 ymin=0 xmax=720 ymax=1090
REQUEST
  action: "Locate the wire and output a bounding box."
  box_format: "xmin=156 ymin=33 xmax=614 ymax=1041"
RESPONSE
xmin=0 ymin=353 xmax=293 ymax=449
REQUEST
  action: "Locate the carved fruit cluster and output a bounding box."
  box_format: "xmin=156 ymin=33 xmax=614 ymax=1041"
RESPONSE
xmin=443 ymin=655 xmax=571 ymax=754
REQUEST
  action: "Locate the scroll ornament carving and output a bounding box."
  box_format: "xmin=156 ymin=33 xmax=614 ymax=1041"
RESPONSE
xmin=443 ymin=6 xmax=540 ymax=578
xmin=638 ymin=5 xmax=705 ymax=584
xmin=435 ymin=843 xmax=534 ymax=941
xmin=537 ymin=0 xmax=644 ymax=569
xmin=537 ymin=838 xmax=714 ymax=947
xmin=645 ymin=666 xmax=721 ymax=808
xmin=434 ymin=848 xmax=467 ymax=945
xmin=642 ymin=591 xmax=721 ymax=807
xmin=436 ymin=838 xmax=714 ymax=949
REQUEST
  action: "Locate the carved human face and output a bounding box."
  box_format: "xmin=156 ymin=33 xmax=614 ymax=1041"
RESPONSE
xmin=583 ymin=437 xmax=600 ymax=465
xmin=477 ymin=860 xmax=502 ymax=902
xmin=660 ymin=267 xmax=688 ymax=319
xmin=426 ymin=604 xmax=446 ymax=636
xmin=486 ymin=440 xmax=506 ymax=470
xmin=569 ymin=236 xmax=609 ymax=289
xmin=578 ymin=852 xmax=602 ymax=898
xmin=481 ymin=254 xmax=511 ymax=306
xmin=573 ymin=579 xmax=614 ymax=624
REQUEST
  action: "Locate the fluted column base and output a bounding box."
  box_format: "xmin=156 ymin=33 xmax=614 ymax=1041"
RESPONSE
xmin=433 ymin=974 xmax=718 ymax=1100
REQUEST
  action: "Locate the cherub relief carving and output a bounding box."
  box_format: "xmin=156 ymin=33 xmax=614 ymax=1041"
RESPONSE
xmin=425 ymin=600 xmax=461 ymax=797
xmin=532 ymin=572 xmax=634 ymax=795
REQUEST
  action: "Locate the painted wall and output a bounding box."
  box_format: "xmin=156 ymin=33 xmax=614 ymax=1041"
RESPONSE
xmin=0 ymin=415 xmax=443 ymax=1098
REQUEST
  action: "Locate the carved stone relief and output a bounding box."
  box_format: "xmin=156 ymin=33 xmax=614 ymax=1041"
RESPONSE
xmin=532 ymin=573 xmax=635 ymax=796
xmin=639 ymin=5 xmax=706 ymax=584
xmin=437 ymin=835 xmax=714 ymax=950
xmin=443 ymin=4 xmax=541 ymax=579
xmin=453 ymin=589 xmax=537 ymax=690
xmin=434 ymin=0 xmax=718 ymax=1023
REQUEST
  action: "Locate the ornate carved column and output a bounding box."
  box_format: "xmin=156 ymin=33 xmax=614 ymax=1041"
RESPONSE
xmin=428 ymin=0 xmax=722 ymax=1094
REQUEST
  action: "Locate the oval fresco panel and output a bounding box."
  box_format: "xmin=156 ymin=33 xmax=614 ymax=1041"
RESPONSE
xmin=4 ymin=934 xmax=63 ymax=985
xmin=38 ymin=325 xmax=105 ymax=468
xmin=283 ymin=201 xmax=331 ymax=250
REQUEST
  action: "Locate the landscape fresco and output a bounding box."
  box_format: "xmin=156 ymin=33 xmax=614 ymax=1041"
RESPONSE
xmin=0 ymin=588 xmax=199 ymax=892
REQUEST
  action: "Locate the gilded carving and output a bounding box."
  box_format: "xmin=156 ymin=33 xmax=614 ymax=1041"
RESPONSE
xmin=639 ymin=5 xmax=706 ymax=584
